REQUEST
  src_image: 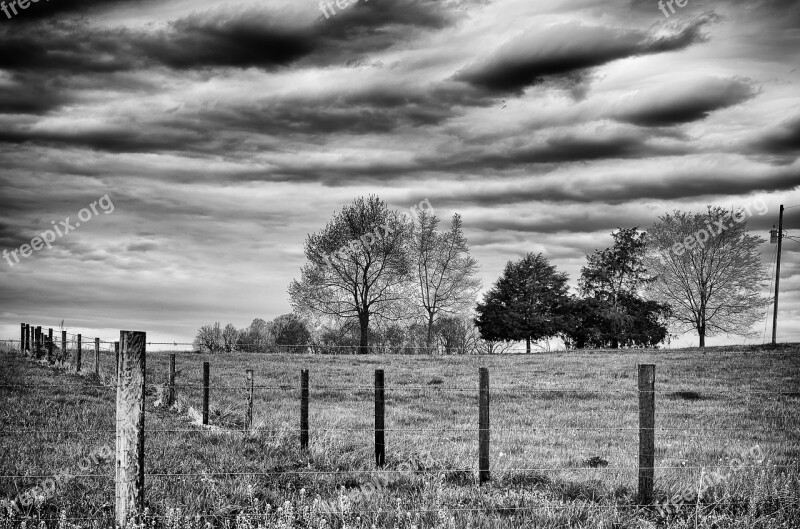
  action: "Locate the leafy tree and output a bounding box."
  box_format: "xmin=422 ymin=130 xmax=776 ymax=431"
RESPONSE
xmin=646 ymin=207 xmax=768 ymax=347
xmin=563 ymin=295 xmax=670 ymax=349
xmin=435 ymin=315 xmax=483 ymax=355
xmin=238 ymin=318 xmax=271 ymax=353
xmin=411 ymin=211 xmax=481 ymax=352
xmin=577 ymin=228 xmax=666 ymax=348
xmin=271 ymin=313 xmax=311 ymax=353
xmin=222 ymin=324 xmax=238 ymax=353
xmin=193 ymin=323 xmax=223 ymax=353
xmin=619 ymin=294 xmax=671 ymax=347
xmin=474 ymin=253 xmax=569 ymax=353
xmin=289 ymin=196 xmax=411 ymax=354
xmin=371 ymin=323 xmax=410 ymax=354
xmin=580 ymin=227 xmax=652 ymax=305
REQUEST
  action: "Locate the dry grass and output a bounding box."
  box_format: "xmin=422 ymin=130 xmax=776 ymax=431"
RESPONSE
xmin=1 ymin=342 xmax=799 ymax=528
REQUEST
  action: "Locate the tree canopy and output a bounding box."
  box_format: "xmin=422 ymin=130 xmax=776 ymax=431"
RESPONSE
xmin=646 ymin=207 xmax=768 ymax=347
xmin=288 ymin=196 xmax=411 ymax=353
xmin=474 ymin=253 xmax=569 ymax=353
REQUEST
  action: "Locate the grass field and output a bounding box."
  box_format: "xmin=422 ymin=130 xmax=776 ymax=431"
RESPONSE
xmin=1 ymin=342 xmax=799 ymax=528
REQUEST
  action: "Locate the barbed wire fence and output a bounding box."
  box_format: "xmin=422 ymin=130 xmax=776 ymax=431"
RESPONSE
xmin=1 ymin=324 xmax=798 ymax=528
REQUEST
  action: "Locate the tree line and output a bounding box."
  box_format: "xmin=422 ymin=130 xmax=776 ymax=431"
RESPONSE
xmin=194 ymin=197 xmax=768 ymax=353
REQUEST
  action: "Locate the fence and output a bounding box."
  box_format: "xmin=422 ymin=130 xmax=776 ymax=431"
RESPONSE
xmin=1 ymin=322 xmax=798 ymax=528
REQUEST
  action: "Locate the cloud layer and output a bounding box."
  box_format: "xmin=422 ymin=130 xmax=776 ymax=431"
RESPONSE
xmin=0 ymin=0 xmax=798 ymax=346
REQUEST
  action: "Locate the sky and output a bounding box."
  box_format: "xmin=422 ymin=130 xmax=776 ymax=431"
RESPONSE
xmin=0 ymin=0 xmax=798 ymax=348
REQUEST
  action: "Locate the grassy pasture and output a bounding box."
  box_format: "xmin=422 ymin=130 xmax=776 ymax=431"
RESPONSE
xmin=1 ymin=342 xmax=798 ymax=528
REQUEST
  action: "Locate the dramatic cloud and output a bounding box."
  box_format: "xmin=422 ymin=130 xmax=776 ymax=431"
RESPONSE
xmin=0 ymin=0 xmax=798 ymax=347
xmin=752 ymin=116 xmax=800 ymax=155
xmin=612 ymin=77 xmax=757 ymax=126
xmin=455 ymin=15 xmax=717 ymax=93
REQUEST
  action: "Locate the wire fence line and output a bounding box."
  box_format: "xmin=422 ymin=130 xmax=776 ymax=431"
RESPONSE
xmin=2 ymin=328 xmax=798 ymax=527
xmin=11 ymin=320 xmax=797 ymax=355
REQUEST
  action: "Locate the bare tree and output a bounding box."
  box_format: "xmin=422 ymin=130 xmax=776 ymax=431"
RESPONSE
xmin=646 ymin=207 xmax=768 ymax=347
xmin=289 ymin=196 xmax=410 ymax=354
xmin=411 ymin=212 xmax=481 ymax=352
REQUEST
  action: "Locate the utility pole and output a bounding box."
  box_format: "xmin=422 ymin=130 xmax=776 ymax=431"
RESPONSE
xmin=771 ymin=204 xmax=784 ymax=345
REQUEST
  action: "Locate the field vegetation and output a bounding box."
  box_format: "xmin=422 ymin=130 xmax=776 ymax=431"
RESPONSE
xmin=1 ymin=343 xmax=799 ymax=528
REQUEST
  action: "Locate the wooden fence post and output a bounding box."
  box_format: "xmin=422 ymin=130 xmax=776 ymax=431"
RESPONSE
xmin=202 ymin=362 xmax=210 ymax=426
xmin=47 ymin=328 xmax=53 ymax=363
xmin=19 ymin=323 xmax=25 ymax=353
xmin=115 ymin=330 xmax=146 ymax=526
xmin=479 ymin=367 xmax=490 ymax=485
xmin=61 ymin=330 xmax=66 ymax=365
xmin=638 ymin=364 xmax=656 ymax=505
xmin=95 ymin=338 xmax=100 ymax=376
xmin=115 ymin=342 xmax=120 ymax=380
xmin=375 ymin=369 xmax=385 ymax=467
xmin=76 ymin=334 xmax=82 ymax=372
xmin=167 ymin=354 xmax=176 ymax=408
xmin=35 ymin=326 xmax=41 ymax=356
xmin=245 ymin=369 xmax=253 ymax=430
xmin=24 ymin=324 xmax=30 ymax=353
xmin=301 ymin=369 xmax=309 ymax=449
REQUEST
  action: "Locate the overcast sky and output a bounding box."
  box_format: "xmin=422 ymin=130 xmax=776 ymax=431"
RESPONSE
xmin=0 ymin=0 xmax=798 ymax=347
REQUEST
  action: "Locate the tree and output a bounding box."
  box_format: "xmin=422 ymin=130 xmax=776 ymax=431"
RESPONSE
xmin=289 ymin=196 xmax=411 ymax=354
xmin=562 ymin=295 xmax=670 ymax=349
xmin=580 ymin=227 xmax=652 ymax=306
xmin=435 ymin=315 xmax=483 ymax=355
xmin=271 ymin=313 xmax=311 ymax=353
xmin=577 ymin=228 xmax=667 ymax=348
xmin=411 ymin=211 xmax=481 ymax=352
xmin=646 ymin=207 xmax=768 ymax=347
xmin=238 ymin=318 xmax=271 ymax=353
xmin=193 ymin=322 xmax=223 ymax=353
xmin=474 ymin=253 xmax=570 ymax=353
xmin=222 ymin=324 xmax=238 ymax=353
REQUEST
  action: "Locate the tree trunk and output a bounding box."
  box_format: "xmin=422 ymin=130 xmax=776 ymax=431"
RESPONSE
xmin=359 ymin=315 xmax=369 ymax=355
xmin=526 ymin=336 xmax=531 ymax=354
xmin=699 ymin=293 xmax=707 ymax=349
xmin=425 ymin=313 xmax=435 ymax=355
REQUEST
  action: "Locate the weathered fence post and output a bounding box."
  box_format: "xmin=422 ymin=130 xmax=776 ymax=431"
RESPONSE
xmin=115 ymin=342 xmax=120 ymax=380
xmin=35 ymin=326 xmax=41 ymax=356
xmin=202 ymin=362 xmax=210 ymax=425
xmin=76 ymin=334 xmax=82 ymax=372
xmin=115 ymin=330 xmax=146 ymax=526
xmin=47 ymin=328 xmax=53 ymax=363
xmin=61 ymin=330 xmax=66 ymax=365
xmin=638 ymin=364 xmax=656 ymax=505
xmin=301 ymin=369 xmax=309 ymax=449
xmin=167 ymin=354 xmax=176 ymax=408
xmin=245 ymin=369 xmax=253 ymax=430
xmin=479 ymin=367 xmax=490 ymax=485
xmin=375 ymin=369 xmax=385 ymax=467
xmin=24 ymin=324 xmax=30 ymax=353
xmin=27 ymin=325 xmax=32 ymax=353
xmin=95 ymin=338 xmax=100 ymax=376
xmin=19 ymin=323 xmax=25 ymax=353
